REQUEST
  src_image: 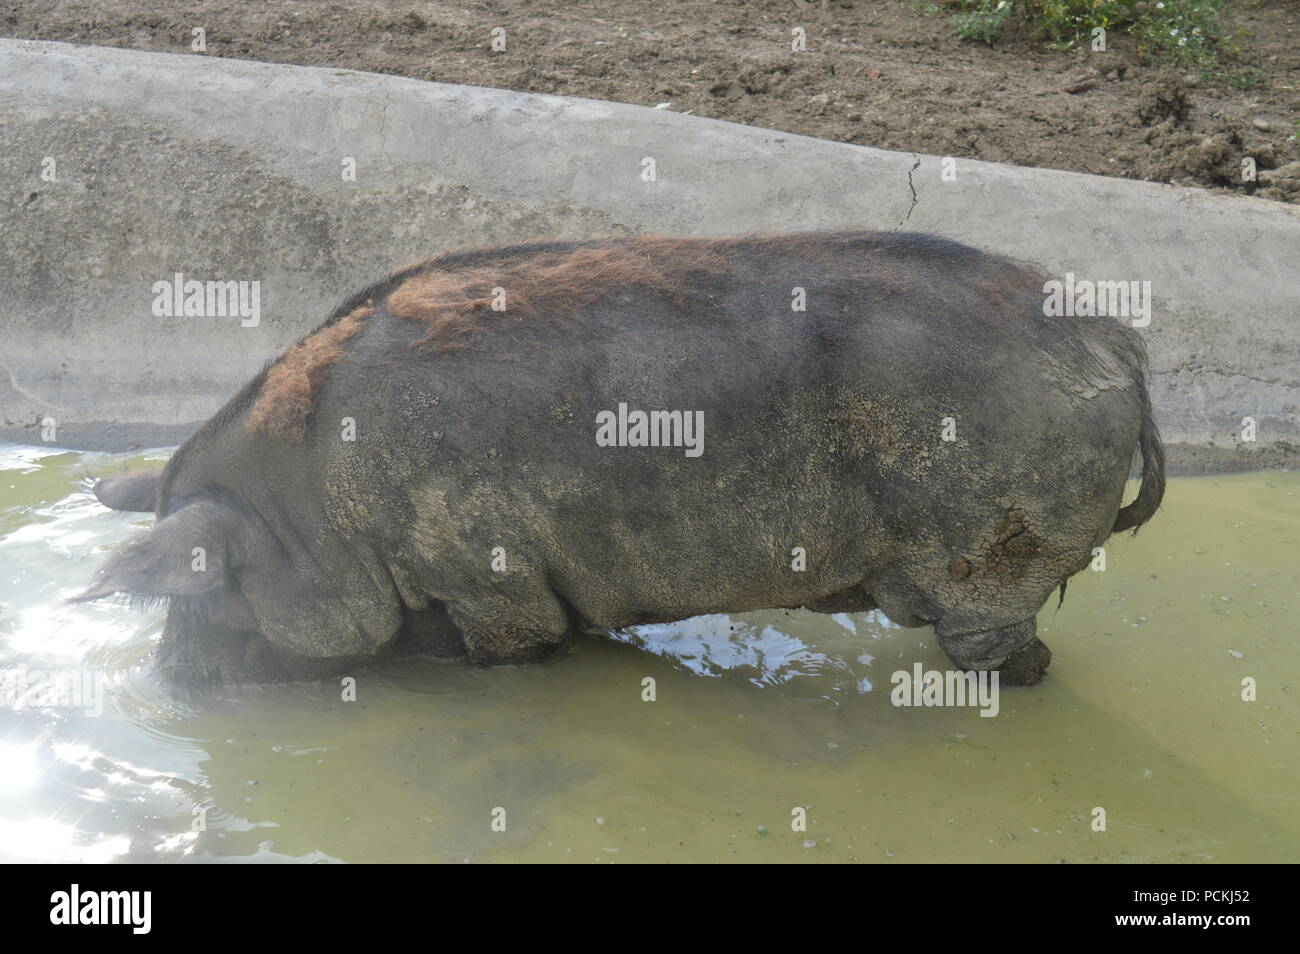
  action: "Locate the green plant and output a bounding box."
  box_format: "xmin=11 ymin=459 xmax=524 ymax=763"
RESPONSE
xmin=949 ymin=0 xmax=1014 ymax=45
xmin=940 ymin=0 xmax=1254 ymax=82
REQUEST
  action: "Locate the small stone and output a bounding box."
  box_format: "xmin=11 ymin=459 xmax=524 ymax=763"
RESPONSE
xmin=1253 ymin=118 xmax=1271 ymax=132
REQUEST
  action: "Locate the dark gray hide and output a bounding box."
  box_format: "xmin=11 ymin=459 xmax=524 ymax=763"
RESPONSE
xmin=80 ymin=232 xmax=1163 ymax=693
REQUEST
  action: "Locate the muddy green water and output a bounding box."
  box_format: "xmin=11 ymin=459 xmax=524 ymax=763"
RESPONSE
xmin=0 ymin=442 xmax=1296 ymax=863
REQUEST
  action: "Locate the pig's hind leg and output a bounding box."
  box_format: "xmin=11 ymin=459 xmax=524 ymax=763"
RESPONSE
xmin=934 ymin=617 xmax=1053 ymax=687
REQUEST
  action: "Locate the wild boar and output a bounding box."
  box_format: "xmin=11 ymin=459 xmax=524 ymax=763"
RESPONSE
xmin=79 ymin=231 xmax=1163 ymax=693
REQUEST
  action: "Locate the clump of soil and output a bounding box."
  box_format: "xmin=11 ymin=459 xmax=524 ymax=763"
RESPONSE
xmin=3 ymin=0 xmax=1296 ymax=202
xmin=1137 ymin=73 xmax=1195 ymax=125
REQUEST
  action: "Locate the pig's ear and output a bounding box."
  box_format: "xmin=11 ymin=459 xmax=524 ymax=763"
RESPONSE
xmin=93 ymin=470 xmax=162 ymax=512
xmin=73 ymin=499 xmax=246 ymax=602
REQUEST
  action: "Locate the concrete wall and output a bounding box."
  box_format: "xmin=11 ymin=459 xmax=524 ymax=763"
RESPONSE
xmin=1 ymin=39 xmax=1296 ymax=471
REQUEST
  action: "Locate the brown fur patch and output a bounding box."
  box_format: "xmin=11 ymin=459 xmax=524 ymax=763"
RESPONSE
xmin=246 ymin=305 xmax=373 ymax=442
xmin=242 ymin=230 xmax=1019 ymax=442
xmin=386 ymin=235 xmax=734 ymax=352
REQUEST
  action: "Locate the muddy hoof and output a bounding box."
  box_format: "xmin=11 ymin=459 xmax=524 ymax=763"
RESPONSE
xmin=997 ymin=637 xmax=1052 ymax=687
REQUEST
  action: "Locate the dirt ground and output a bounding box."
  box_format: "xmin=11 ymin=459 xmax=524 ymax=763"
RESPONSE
xmin=4 ymin=0 xmax=1298 ymax=202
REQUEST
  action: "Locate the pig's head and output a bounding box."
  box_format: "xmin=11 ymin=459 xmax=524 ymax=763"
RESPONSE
xmin=76 ymin=472 xmax=400 ymax=695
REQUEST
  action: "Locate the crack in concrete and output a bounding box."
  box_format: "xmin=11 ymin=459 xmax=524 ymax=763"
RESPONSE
xmin=0 ymin=361 xmax=71 ymax=413
xmin=1161 ymin=364 xmax=1298 ymax=389
xmin=899 ymin=154 xmax=921 ymax=227
xmin=374 ymin=87 xmax=396 ymax=169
